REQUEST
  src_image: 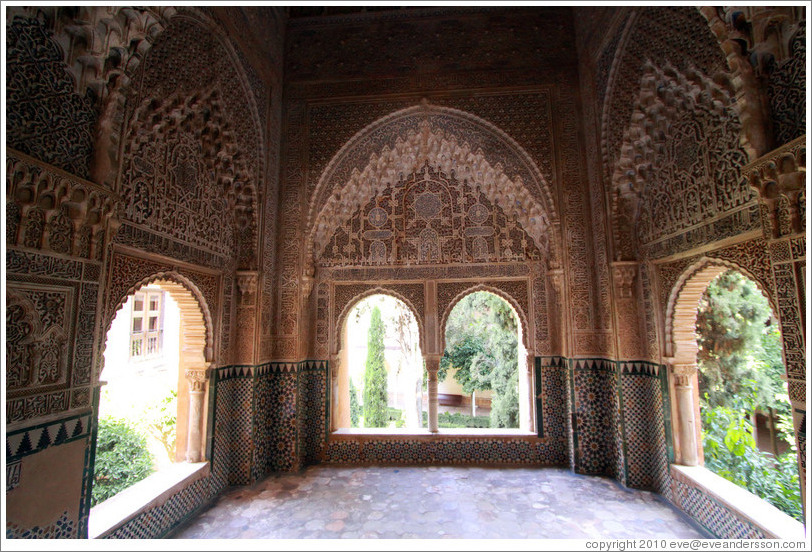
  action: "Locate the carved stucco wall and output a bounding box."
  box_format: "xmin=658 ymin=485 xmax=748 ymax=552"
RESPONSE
xmin=277 ymin=7 xmax=606 ymax=361
xmin=576 ymin=4 xmax=807 ymax=530
xmin=5 ymin=6 xmax=274 ymax=539
xmin=111 ymin=9 xmax=268 ymax=368
xmin=6 ymin=14 xmax=97 ymax=179
xmin=5 ymin=5 xmax=806 ymax=541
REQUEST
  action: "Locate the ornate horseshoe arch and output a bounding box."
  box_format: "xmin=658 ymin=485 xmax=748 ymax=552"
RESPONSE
xmin=306 ymin=103 xmax=560 ymax=274
xmin=664 ymin=256 xmax=776 ymax=362
xmin=102 ymin=270 xmax=215 ymax=367
xmin=333 ymin=286 xmax=426 ymax=357
xmin=439 ymin=284 xmax=531 ymax=353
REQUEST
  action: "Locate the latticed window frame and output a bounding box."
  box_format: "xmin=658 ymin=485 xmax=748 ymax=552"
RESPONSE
xmin=129 ymin=289 xmax=165 ymax=360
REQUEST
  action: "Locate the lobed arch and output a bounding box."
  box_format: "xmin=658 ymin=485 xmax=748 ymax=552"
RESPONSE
xmin=306 ymin=104 xmax=560 ymax=273
xmin=439 ymin=284 xmax=531 ymax=353
xmin=333 ymin=287 xmax=425 ymax=357
xmin=102 ymin=271 xmax=214 ymax=369
xmin=664 ymin=257 xmax=777 ymax=364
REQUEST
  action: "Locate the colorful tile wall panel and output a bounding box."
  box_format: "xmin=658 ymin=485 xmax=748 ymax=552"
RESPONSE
xmin=297 ymin=361 xmax=329 ymax=466
xmin=570 ymin=359 xmax=619 ymax=475
xmin=670 ymin=472 xmax=766 ymax=539
xmin=537 ymin=356 xmax=569 ymax=465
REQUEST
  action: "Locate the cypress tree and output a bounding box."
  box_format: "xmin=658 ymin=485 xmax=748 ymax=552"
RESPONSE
xmin=349 ymin=377 xmax=361 ymax=427
xmin=363 ymin=305 xmax=388 ymax=427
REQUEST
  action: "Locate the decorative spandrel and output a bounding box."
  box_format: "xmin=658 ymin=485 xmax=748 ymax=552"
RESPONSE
xmin=319 ymin=164 xmax=542 ymax=267
xmin=121 ymin=128 xmax=236 ymax=259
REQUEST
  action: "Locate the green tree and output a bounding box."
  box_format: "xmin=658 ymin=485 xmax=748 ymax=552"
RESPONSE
xmin=696 ymin=270 xmax=801 ymax=521
xmin=441 ymin=292 xmax=520 ymax=428
xmin=349 ymin=377 xmax=361 ymax=427
xmin=696 ymin=270 xmax=783 ymax=410
xmin=92 ymin=417 xmax=155 ymax=505
xmin=363 ymin=306 xmax=388 ymax=427
xmin=439 ymin=334 xmax=491 ymax=394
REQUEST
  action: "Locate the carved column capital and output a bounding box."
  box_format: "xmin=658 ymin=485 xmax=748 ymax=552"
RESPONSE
xmin=526 ymin=353 xmax=535 ymax=375
xmin=236 ymin=271 xmax=258 ymax=302
xmin=185 ymin=368 xmax=210 ymax=393
xmin=611 ymin=261 xmax=638 ymax=299
xmin=671 ymin=363 xmax=698 ymax=388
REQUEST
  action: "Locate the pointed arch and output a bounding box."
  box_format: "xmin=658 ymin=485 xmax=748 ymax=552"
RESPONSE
xmin=334 ymin=287 xmax=425 ymax=356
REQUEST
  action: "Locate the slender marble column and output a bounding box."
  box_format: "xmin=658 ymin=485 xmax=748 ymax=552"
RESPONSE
xmin=331 ymin=355 xmax=340 ymax=431
xmin=184 ymin=367 xmax=209 ymax=463
xmin=425 ymin=354 xmax=440 ymax=433
xmin=673 ymin=363 xmax=699 ymax=466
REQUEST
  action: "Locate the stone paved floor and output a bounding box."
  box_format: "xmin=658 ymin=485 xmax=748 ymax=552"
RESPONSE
xmin=173 ymin=465 xmax=705 ymax=539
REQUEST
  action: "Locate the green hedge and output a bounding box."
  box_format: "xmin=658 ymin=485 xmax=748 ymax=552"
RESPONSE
xmin=421 ymin=411 xmax=491 ymax=428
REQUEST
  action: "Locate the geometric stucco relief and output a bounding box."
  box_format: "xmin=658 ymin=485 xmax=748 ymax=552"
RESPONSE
xmin=307 ymin=105 xmax=559 ymax=274
xmin=612 ymin=62 xmax=755 ymax=262
xmin=319 ymin=164 xmax=542 ymax=268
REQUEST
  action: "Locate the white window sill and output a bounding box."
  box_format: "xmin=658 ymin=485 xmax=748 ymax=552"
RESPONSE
xmin=670 ymin=464 xmax=805 ymax=539
xmin=332 ymin=428 xmax=537 ymax=437
xmin=89 ymin=461 xmax=209 ymax=539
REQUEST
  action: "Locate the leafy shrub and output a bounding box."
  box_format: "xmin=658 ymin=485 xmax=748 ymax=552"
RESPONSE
xmin=386 ymin=407 xmax=406 ymax=428
xmin=92 ymin=417 xmax=155 ymax=506
xmin=144 ymin=389 xmax=177 ymax=461
xmin=422 ymin=411 xmax=491 ymax=428
xmin=702 ymin=399 xmax=802 ymax=522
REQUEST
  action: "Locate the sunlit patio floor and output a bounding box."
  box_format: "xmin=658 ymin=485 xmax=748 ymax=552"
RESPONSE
xmin=172 ymin=465 xmax=706 ymax=540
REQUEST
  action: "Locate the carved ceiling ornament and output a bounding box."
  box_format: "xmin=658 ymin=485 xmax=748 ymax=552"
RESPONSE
xmin=10 ymin=6 xmax=178 ymax=185
xmin=121 ymin=86 xmax=258 ymax=267
xmin=13 ymin=6 xmax=176 ymax=103
xmin=7 ymin=151 xmax=120 ymax=261
xmin=8 ymin=7 xmax=267 ymax=196
xmin=746 ymin=136 xmax=806 ymax=239
xmin=610 ymin=61 xmax=752 ymax=261
xmin=306 ymin=104 xmax=560 ymax=275
xmin=699 ymin=6 xmax=806 ymax=156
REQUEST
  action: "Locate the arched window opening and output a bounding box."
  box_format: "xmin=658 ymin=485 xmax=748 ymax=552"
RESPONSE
xmin=694 ymin=270 xmax=802 ymax=522
xmin=92 ymin=279 xmax=210 ymax=512
xmin=441 ymin=291 xmax=527 ymax=430
xmin=338 ymin=294 xmax=424 ymax=430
